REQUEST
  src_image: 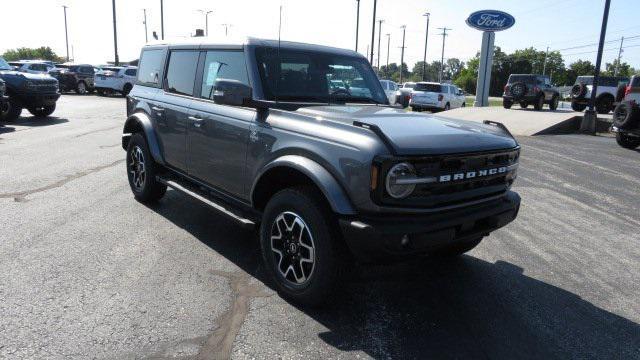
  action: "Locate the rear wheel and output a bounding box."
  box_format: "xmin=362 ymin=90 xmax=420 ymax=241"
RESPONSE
xmin=126 ymin=133 xmax=167 ymax=203
xmin=75 ymin=81 xmax=87 ymax=95
xmin=1 ymin=97 xmax=22 ymax=121
xmin=571 ymin=101 xmax=587 ymax=112
xmin=122 ymin=83 xmax=133 ymax=96
xmin=534 ymin=95 xmax=544 ymax=111
xmin=28 ymin=104 xmax=56 ymax=117
xmin=444 ymin=103 xmax=450 ymax=111
xmin=596 ymin=95 xmax=614 ymax=114
xmin=260 ymin=187 xmax=346 ymax=306
xmin=549 ymin=96 xmax=559 ymax=111
xmin=616 ymin=133 xmax=640 ymax=149
xmin=520 ymin=102 xmax=528 ymax=109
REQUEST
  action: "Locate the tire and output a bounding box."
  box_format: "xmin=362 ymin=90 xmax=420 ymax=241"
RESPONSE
xmin=533 ymin=95 xmax=544 ymax=111
xmin=122 ymin=83 xmax=133 ymax=96
xmin=571 ymin=83 xmax=587 ymax=99
xmin=88 ymin=87 xmax=95 ymax=94
xmin=430 ymin=237 xmax=483 ymax=257
xmin=549 ymin=95 xmax=559 ymax=111
xmin=126 ymin=133 xmax=167 ymax=203
xmin=411 ymin=106 xmax=421 ymax=112
xmin=461 ymin=102 xmax=466 ymax=107
xmin=75 ymin=81 xmax=87 ymax=95
xmin=444 ymin=103 xmax=450 ymax=111
xmin=596 ymin=95 xmax=614 ymax=114
xmin=613 ymin=101 xmax=640 ymax=129
xmin=616 ymin=84 xmax=626 ymax=103
xmin=96 ymin=89 xmax=105 ymax=96
xmin=571 ymin=101 xmax=587 ymax=112
xmin=503 ymin=99 xmax=513 ymax=109
xmin=1 ymin=97 xmax=22 ymax=121
xmin=616 ymin=133 xmax=640 ymax=149
xmin=28 ymin=104 xmax=56 ymax=117
xmin=260 ymin=186 xmax=346 ymax=306
xmin=509 ymin=82 xmax=527 ymax=100
xmin=520 ymin=102 xmax=528 ymax=109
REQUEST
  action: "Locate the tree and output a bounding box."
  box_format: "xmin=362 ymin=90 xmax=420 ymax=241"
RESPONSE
xmin=1 ymin=47 xmax=65 ymax=62
xmin=603 ymin=59 xmax=635 ymax=77
xmin=565 ymin=60 xmax=595 ymax=85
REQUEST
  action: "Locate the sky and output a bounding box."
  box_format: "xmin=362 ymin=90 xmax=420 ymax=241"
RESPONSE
xmin=1 ymin=0 xmax=640 ymax=71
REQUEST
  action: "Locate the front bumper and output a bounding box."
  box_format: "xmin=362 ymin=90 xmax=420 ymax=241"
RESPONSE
xmin=339 ymin=191 xmax=521 ymax=262
xmin=14 ymin=92 xmax=60 ymax=107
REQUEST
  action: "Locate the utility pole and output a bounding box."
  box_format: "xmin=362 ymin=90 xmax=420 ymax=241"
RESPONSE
xmin=222 ymin=24 xmax=232 ymax=37
xmin=370 ymin=0 xmax=377 ymax=64
xmin=355 ymin=0 xmax=360 ymax=52
xmin=399 ymin=25 xmax=407 ymax=84
xmin=198 ymin=10 xmax=213 ymax=36
xmin=437 ymin=27 xmax=451 ymax=83
xmin=112 ymin=0 xmax=119 ymax=65
xmin=385 ymin=33 xmax=391 ymax=69
xmin=376 ymin=19 xmax=383 ymax=72
xmin=542 ymin=46 xmax=549 ymax=76
xmin=143 ymin=9 xmax=148 ymax=43
xmin=582 ymin=0 xmax=611 ymax=134
xmin=62 ymin=5 xmax=69 ymax=62
xmin=160 ymin=0 xmax=164 ymax=40
xmin=615 ymin=36 xmax=624 ymax=76
xmin=422 ymin=13 xmax=430 ymax=81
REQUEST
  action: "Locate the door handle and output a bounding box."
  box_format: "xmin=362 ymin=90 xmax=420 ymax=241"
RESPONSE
xmin=151 ymin=106 xmax=165 ymax=113
xmin=188 ymin=116 xmax=204 ymax=127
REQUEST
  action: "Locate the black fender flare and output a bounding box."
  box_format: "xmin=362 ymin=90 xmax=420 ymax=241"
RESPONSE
xmin=251 ymin=155 xmax=356 ymax=215
xmin=122 ymin=112 xmax=165 ymax=165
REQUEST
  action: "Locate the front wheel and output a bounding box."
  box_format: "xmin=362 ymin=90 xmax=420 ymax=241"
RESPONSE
xmin=503 ymin=99 xmax=513 ymax=109
xmin=28 ymin=104 xmax=56 ymax=117
xmin=549 ymin=96 xmax=559 ymax=111
xmin=571 ymin=101 xmax=587 ymax=112
xmin=75 ymin=81 xmax=87 ymax=95
xmin=260 ymin=187 xmax=346 ymax=306
xmin=616 ymin=133 xmax=640 ymax=149
xmin=444 ymin=103 xmax=450 ymax=111
xmin=520 ymin=102 xmax=528 ymax=109
xmin=533 ymin=95 xmax=544 ymax=111
xmin=126 ymin=133 xmax=167 ymax=203
xmin=1 ymin=98 xmax=22 ymax=121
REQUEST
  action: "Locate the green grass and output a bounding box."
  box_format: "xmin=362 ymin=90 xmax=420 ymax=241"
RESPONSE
xmin=465 ymin=96 xmax=503 ymax=107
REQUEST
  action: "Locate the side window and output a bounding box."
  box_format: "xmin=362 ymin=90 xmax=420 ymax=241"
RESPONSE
xmin=125 ymin=69 xmax=137 ymax=77
xmin=137 ymin=49 xmax=165 ymax=86
xmin=200 ymin=50 xmax=249 ymax=100
xmin=165 ymin=51 xmax=199 ymax=96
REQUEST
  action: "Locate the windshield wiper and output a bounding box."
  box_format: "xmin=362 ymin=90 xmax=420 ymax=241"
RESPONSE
xmin=344 ymin=97 xmax=386 ymax=105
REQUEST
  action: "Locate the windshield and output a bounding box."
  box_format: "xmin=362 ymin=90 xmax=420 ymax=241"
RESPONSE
xmin=255 ymin=47 xmax=387 ymax=104
xmin=403 ymin=82 xmax=416 ymax=89
xmin=0 ymin=57 xmax=12 ymax=70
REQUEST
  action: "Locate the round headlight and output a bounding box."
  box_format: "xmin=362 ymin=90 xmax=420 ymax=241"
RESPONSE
xmin=385 ymin=162 xmax=417 ymax=199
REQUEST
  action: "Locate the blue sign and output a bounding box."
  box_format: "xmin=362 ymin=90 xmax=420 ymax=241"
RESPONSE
xmin=466 ymin=10 xmax=515 ymax=32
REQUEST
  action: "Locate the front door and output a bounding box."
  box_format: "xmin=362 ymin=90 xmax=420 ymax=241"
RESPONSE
xmin=187 ymin=50 xmax=254 ymax=198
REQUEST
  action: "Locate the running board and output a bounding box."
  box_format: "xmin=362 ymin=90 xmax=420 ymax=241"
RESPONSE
xmin=156 ymin=176 xmax=256 ymax=229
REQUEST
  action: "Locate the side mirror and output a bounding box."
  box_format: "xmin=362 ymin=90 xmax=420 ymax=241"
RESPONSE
xmin=212 ymin=79 xmax=252 ymax=106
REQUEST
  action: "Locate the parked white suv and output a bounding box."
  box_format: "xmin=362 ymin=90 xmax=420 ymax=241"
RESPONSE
xmin=8 ymin=61 xmax=55 ymax=74
xmin=94 ymin=66 xmax=138 ymax=96
xmin=409 ymin=82 xmax=465 ymax=112
xmin=379 ymin=79 xmax=398 ymax=104
xmin=571 ymin=75 xmax=629 ymax=114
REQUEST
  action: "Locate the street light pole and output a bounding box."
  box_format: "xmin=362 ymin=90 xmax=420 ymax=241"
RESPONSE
xmin=355 ymin=0 xmax=360 ymax=52
xmin=112 ymin=0 xmax=119 ymax=66
xmin=400 ymin=25 xmax=407 ymax=84
xmin=198 ymin=10 xmax=213 ymax=36
xmin=160 ymin=0 xmax=164 ymax=40
xmin=370 ymin=0 xmax=377 ymax=64
xmin=422 ymin=13 xmax=430 ymax=81
xmin=62 ymin=5 xmax=69 ymax=62
xmin=377 ymin=19 xmax=383 ymax=71
xmin=143 ymin=9 xmax=148 ymax=43
xmin=385 ymin=33 xmax=390 ymax=69
xmin=582 ymin=0 xmax=611 ymax=134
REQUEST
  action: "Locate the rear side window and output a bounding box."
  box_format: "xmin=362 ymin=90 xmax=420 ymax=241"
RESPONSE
xmin=165 ymin=51 xmax=199 ymax=96
xmin=137 ymin=49 xmax=166 ymax=86
xmin=631 ymin=77 xmax=640 ymax=87
xmin=200 ymin=50 xmax=249 ymax=100
xmin=125 ymin=69 xmax=137 ymax=76
xmin=509 ymin=75 xmax=535 ymax=84
xmin=415 ymin=83 xmax=442 ymax=92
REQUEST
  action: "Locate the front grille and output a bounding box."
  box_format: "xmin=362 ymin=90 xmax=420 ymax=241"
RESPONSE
xmin=30 ymin=81 xmax=58 ymax=93
xmin=375 ymin=148 xmax=520 ymax=208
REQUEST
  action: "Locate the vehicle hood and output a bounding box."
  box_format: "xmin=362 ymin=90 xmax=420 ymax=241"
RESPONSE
xmin=297 ymin=105 xmax=518 ymax=155
xmin=0 ymin=70 xmax=55 ymax=82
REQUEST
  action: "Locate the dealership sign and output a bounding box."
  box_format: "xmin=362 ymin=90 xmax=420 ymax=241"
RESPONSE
xmin=466 ymin=10 xmax=515 ymax=32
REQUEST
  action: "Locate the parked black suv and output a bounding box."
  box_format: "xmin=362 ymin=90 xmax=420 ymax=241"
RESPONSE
xmin=123 ymin=39 xmax=521 ymax=305
xmin=49 ymin=64 xmax=95 ymax=94
xmin=611 ymin=101 xmax=640 ymax=149
xmin=503 ymin=74 xmax=560 ymax=111
xmin=0 ymin=57 xmax=60 ymax=121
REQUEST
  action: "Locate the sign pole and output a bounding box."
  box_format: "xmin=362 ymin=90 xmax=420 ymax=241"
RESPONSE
xmin=474 ymin=31 xmax=495 ymax=107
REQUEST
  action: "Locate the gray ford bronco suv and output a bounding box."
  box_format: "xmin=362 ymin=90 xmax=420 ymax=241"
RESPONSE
xmin=122 ymin=38 xmax=521 ymax=305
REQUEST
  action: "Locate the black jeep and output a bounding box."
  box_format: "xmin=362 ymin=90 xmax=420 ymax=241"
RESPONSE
xmin=503 ymin=74 xmax=560 ymax=111
xmin=49 ymin=64 xmax=95 ymax=94
xmin=611 ymin=101 xmax=640 ymax=149
xmin=0 ymin=57 xmax=60 ymax=121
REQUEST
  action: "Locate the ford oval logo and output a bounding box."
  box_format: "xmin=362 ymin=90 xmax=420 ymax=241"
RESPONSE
xmin=466 ymin=10 xmax=515 ymax=32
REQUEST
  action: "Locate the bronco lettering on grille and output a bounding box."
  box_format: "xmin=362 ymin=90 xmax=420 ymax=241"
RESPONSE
xmin=438 ymin=166 xmax=508 ymax=183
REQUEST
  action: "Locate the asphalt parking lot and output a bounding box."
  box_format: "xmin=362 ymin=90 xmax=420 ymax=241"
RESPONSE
xmin=1 ymin=95 xmax=639 ymax=359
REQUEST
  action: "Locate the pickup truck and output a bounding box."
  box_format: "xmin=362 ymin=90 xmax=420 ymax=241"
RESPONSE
xmin=122 ymin=38 xmax=521 ymax=305
xmin=0 ymin=57 xmax=60 ymax=120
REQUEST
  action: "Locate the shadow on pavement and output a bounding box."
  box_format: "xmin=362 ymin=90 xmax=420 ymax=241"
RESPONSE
xmin=0 ymin=125 xmax=16 ymax=134
xmin=8 ymin=116 xmax=69 ymax=127
xmin=148 ymin=190 xmax=639 ymax=359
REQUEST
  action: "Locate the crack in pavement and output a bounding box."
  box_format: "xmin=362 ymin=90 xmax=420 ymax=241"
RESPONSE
xmin=99 ymin=143 xmax=121 ymax=149
xmin=0 ymin=159 xmax=124 ymax=202
xmin=196 ymin=270 xmax=270 ymax=360
xmin=74 ymin=125 xmax=121 ymax=138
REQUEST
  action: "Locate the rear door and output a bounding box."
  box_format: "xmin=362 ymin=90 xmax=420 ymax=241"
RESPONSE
xmin=154 ymin=50 xmax=200 ymax=171
xmin=187 ymin=49 xmax=254 ymax=198
xmin=413 ymin=83 xmax=442 ymax=106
